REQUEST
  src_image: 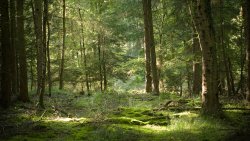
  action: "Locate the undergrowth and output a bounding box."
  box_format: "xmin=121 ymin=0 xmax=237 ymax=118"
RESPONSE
xmin=0 ymin=90 xmax=249 ymax=141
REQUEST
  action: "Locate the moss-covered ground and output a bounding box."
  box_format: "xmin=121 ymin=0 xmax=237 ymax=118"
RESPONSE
xmin=0 ymin=90 xmax=250 ymax=141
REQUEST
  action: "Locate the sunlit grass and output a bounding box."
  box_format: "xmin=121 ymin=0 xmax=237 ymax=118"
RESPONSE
xmin=3 ymin=91 xmax=249 ymax=141
xmin=45 ymin=117 xmax=88 ymax=122
xmin=142 ymin=124 xmax=167 ymax=131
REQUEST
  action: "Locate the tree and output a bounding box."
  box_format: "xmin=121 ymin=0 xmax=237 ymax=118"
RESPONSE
xmin=192 ymin=0 xmax=220 ymax=115
xmin=143 ymin=0 xmax=159 ymax=95
xmin=34 ymin=0 xmax=45 ymax=108
xmin=10 ymin=0 xmax=18 ymax=96
xmin=47 ymin=17 xmax=52 ymax=97
xmin=17 ymin=0 xmax=29 ymax=102
xmin=246 ymin=0 xmax=250 ymax=102
xmin=79 ymin=9 xmax=90 ymax=93
xmin=192 ymin=30 xmax=202 ymax=96
xmin=59 ymin=0 xmax=66 ymax=90
xmin=189 ymin=4 xmax=202 ymax=96
xmin=1 ymin=0 xmax=12 ymax=108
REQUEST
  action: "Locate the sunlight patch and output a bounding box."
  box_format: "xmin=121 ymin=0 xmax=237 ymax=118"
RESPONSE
xmin=172 ymin=111 xmax=198 ymax=117
xmin=47 ymin=117 xmax=88 ymax=122
xmin=143 ymin=124 xmax=167 ymax=131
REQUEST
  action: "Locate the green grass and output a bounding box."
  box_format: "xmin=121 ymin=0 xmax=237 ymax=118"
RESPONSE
xmin=1 ymin=91 xmax=249 ymax=141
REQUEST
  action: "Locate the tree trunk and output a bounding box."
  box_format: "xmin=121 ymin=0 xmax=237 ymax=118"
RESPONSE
xmin=17 ymin=0 xmax=29 ymax=102
xmin=42 ymin=0 xmax=49 ymax=96
xmin=188 ymin=3 xmax=202 ymax=96
xmin=1 ymin=0 xmax=12 ymax=108
xmin=34 ymin=0 xmax=45 ymax=108
xmin=84 ymin=41 xmax=90 ymax=93
xmin=158 ymin=0 xmax=166 ymax=92
xmin=143 ymin=0 xmax=155 ymax=94
xmin=30 ymin=61 xmax=35 ymax=91
xmin=192 ymin=32 xmax=202 ymax=96
xmin=245 ymin=0 xmax=250 ymax=102
xmin=59 ymin=0 xmax=66 ymax=90
xmin=47 ymin=15 xmax=52 ymax=97
xmin=10 ymin=0 xmax=18 ymax=96
xmin=193 ymin=0 xmax=220 ymax=115
xmin=98 ymin=34 xmax=103 ymax=91
xmin=236 ymin=21 xmax=245 ymax=96
xmin=78 ymin=9 xmax=90 ymax=93
xmin=103 ymin=42 xmax=107 ymax=91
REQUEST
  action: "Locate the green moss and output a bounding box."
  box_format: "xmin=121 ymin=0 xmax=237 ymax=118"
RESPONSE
xmin=109 ymin=108 xmax=170 ymax=126
xmin=3 ymin=92 xmax=249 ymax=141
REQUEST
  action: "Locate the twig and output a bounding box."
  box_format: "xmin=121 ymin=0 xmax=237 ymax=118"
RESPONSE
xmin=39 ymin=110 xmax=47 ymax=121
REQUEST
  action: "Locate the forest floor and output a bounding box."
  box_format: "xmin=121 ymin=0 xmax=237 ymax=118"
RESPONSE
xmin=0 ymin=90 xmax=250 ymax=141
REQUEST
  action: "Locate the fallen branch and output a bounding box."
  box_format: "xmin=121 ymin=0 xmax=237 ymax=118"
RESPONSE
xmin=52 ymin=106 xmax=71 ymax=117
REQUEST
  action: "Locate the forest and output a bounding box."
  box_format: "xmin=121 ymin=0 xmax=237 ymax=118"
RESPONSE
xmin=0 ymin=0 xmax=250 ymax=140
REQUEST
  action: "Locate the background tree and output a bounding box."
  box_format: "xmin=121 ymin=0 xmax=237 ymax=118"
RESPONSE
xmin=192 ymin=0 xmax=220 ymax=115
xmin=246 ymin=0 xmax=250 ymax=102
xmin=9 ymin=0 xmax=18 ymax=96
xmin=143 ymin=0 xmax=159 ymax=95
xmin=59 ymin=0 xmax=66 ymax=90
xmin=17 ymin=0 xmax=29 ymax=102
xmin=34 ymin=0 xmax=45 ymax=108
xmin=0 ymin=0 xmax=12 ymax=108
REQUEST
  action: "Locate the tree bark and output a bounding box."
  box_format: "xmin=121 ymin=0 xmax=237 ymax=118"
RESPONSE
xmin=188 ymin=3 xmax=202 ymax=96
xmin=192 ymin=0 xmax=220 ymax=115
xmin=79 ymin=9 xmax=90 ymax=93
xmin=143 ymin=0 xmax=157 ymax=94
xmin=34 ymin=0 xmax=45 ymax=108
xmin=158 ymin=0 xmax=166 ymax=92
xmin=10 ymin=0 xmax=18 ymax=96
xmin=192 ymin=32 xmax=202 ymax=96
xmin=1 ymin=0 xmax=12 ymax=108
xmin=103 ymin=40 xmax=107 ymax=91
xmin=42 ymin=0 xmax=48 ymax=96
xmin=30 ymin=61 xmax=35 ymax=91
xmin=17 ymin=0 xmax=29 ymax=102
xmin=98 ymin=34 xmax=103 ymax=91
xmin=59 ymin=0 xmax=66 ymax=90
xmin=246 ymin=0 xmax=250 ymax=102
xmin=46 ymin=13 xmax=52 ymax=97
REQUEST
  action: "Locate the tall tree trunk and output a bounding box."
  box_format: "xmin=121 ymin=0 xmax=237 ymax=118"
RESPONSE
xmin=193 ymin=0 xmax=220 ymax=115
xmin=216 ymin=0 xmax=226 ymax=96
xmin=143 ymin=0 xmax=155 ymax=94
xmin=158 ymin=0 xmax=166 ymax=92
xmin=236 ymin=18 xmax=245 ymax=96
xmin=84 ymin=40 xmax=90 ymax=93
xmin=30 ymin=61 xmax=35 ymax=91
xmin=192 ymin=32 xmax=202 ymax=96
xmin=98 ymin=34 xmax=103 ymax=91
xmin=79 ymin=9 xmax=90 ymax=93
xmin=219 ymin=0 xmax=233 ymax=96
xmin=17 ymin=0 xmax=29 ymax=102
xmin=59 ymin=0 xmax=66 ymax=90
xmin=42 ymin=0 xmax=48 ymax=96
xmin=10 ymin=0 xmax=18 ymax=96
xmin=103 ymin=41 xmax=107 ymax=91
xmin=1 ymin=0 xmax=12 ymax=108
xmin=245 ymin=0 xmax=250 ymax=102
xmin=144 ymin=38 xmax=152 ymax=93
xmin=188 ymin=3 xmax=202 ymax=96
xmin=146 ymin=1 xmax=159 ymax=95
xmin=34 ymin=0 xmax=45 ymax=108
xmin=47 ymin=15 xmax=52 ymax=97
xmin=227 ymin=55 xmax=236 ymax=95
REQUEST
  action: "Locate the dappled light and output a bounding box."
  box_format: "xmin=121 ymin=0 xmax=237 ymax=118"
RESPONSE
xmin=45 ymin=117 xmax=88 ymax=122
xmin=1 ymin=0 xmax=250 ymax=140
